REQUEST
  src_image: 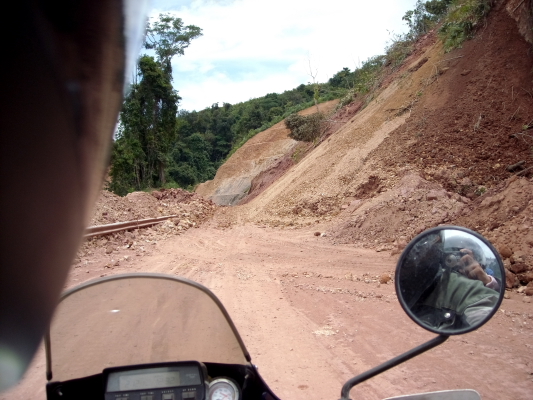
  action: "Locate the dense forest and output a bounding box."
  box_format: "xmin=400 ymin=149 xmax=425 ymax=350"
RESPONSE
xmin=110 ymin=52 xmax=346 ymax=195
xmin=109 ymin=0 xmax=484 ymax=196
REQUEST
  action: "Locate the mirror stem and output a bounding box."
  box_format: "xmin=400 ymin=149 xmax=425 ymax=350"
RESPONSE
xmin=339 ymin=334 xmax=449 ymax=400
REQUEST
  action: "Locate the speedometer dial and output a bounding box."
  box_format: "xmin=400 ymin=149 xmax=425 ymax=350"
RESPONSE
xmin=208 ymin=378 xmax=240 ymax=400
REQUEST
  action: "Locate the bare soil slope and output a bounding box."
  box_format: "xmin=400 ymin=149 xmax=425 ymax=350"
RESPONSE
xmin=213 ymin=0 xmax=533 ymax=287
xmin=195 ymin=100 xmax=339 ymax=205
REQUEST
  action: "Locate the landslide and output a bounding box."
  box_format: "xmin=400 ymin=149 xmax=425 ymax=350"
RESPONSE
xmin=76 ymin=1 xmax=532 ymax=293
xmin=195 ymin=100 xmax=339 ymax=205
xmin=210 ymin=1 xmax=533 ymax=290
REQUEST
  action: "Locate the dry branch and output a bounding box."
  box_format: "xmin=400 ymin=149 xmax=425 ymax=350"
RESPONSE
xmin=506 ymin=160 xmax=525 ymax=172
xmin=521 ymin=88 xmax=532 ymax=98
xmin=512 ymin=0 xmax=525 ymax=13
xmin=509 ymin=106 xmax=521 ymax=120
xmin=516 ymin=166 xmax=533 ymax=176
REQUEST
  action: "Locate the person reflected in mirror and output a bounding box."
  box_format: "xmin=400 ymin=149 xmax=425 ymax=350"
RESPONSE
xmin=455 ymin=248 xmax=500 ymax=291
xmin=443 ymin=234 xmax=501 ymax=292
xmin=399 ymin=232 xmax=501 ymax=331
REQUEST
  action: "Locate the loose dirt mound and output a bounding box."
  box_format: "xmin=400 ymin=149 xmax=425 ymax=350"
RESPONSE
xmin=89 ymin=190 xmax=158 ymax=226
xmin=329 ymin=172 xmax=533 ymax=288
xmin=330 ymin=172 xmax=470 ymax=249
xmin=89 ymin=188 xmax=215 ymax=227
xmin=455 ymin=176 xmax=533 ymax=288
xmin=74 ymin=189 xmax=218 ymax=272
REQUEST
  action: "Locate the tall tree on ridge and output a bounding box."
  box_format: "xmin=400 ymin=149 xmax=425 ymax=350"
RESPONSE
xmin=144 ymin=13 xmax=203 ymax=77
xmin=110 ymin=14 xmax=202 ymax=194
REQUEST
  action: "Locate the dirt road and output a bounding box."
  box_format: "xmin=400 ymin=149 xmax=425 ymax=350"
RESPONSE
xmin=4 ymin=224 xmax=533 ymax=400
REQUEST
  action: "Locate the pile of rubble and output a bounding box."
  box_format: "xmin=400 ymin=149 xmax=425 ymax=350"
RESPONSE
xmin=329 ymin=172 xmax=470 ymax=248
xmin=455 ymin=176 xmax=533 ymax=294
xmin=89 ymin=188 xmax=215 ymax=226
xmin=329 ymin=173 xmax=533 ymax=295
xmin=77 ymin=188 xmax=217 ymax=261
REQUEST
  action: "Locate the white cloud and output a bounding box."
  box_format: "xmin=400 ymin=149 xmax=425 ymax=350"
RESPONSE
xmin=149 ymin=0 xmax=418 ymax=110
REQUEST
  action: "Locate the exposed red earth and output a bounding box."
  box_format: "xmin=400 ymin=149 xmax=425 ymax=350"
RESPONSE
xmin=5 ymin=222 xmax=532 ymax=400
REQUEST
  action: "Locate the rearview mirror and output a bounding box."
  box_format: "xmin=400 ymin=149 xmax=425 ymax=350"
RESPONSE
xmin=395 ymin=226 xmax=505 ymax=335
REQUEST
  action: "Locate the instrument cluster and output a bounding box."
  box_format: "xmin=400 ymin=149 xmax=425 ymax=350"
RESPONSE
xmin=104 ymin=362 xmax=241 ymax=400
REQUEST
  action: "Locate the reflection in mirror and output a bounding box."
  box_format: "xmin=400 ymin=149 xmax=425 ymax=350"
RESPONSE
xmin=396 ymin=227 xmax=505 ymax=335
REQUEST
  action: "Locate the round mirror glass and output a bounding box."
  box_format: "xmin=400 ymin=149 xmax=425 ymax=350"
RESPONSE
xmin=395 ymin=226 xmax=505 ymax=335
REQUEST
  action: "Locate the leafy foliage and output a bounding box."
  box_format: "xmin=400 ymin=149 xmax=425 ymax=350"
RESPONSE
xmin=425 ymin=0 xmax=453 ymax=16
xmin=109 ymin=15 xmax=202 ymax=196
xmin=110 ymin=56 xmax=180 ymax=195
xmin=383 ymin=0 xmax=452 ymax=72
xmin=328 ymin=55 xmax=386 ymax=104
xmin=144 ymin=13 xmax=203 ymax=72
xmin=399 ymin=0 xmax=492 ymax=53
xmin=384 ymin=35 xmax=414 ymax=69
xmin=439 ymin=0 xmax=493 ymax=51
xmin=402 ymin=0 xmax=452 ymax=39
xmin=285 ymin=113 xmax=325 ymax=142
xmin=329 ymin=67 xmax=352 ymax=89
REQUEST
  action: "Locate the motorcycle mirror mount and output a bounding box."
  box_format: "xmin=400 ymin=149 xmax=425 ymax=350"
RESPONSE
xmin=339 ymin=226 xmax=505 ymax=400
xmin=339 ymin=334 xmax=448 ymax=400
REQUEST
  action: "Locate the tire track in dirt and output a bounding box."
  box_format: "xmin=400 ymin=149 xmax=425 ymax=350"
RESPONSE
xmin=3 ymin=225 xmax=532 ymax=400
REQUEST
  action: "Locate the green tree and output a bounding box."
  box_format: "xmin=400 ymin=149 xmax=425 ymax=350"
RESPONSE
xmin=285 ymin=113 xmax=325 ymax=142
xmin=169 ymin=133 xmax=215 ymax=187
xmin=144 ymin=13 xmax=203 ymax=74
xmin=425 ymin=0 xmax=453 ymax=16
xmin=110 ymin=14 xmax=202 ymax=195
xmin=110 ymin=56 xmax=179 ymax=193
xmin=329 ymin=67 xmax=352 ymax=88
xmin=402 ymin=0 xmax=453 ymax=39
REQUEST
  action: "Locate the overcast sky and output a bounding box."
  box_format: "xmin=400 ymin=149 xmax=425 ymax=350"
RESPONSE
xmin=148 ymin=0 xmax=418 ymax=111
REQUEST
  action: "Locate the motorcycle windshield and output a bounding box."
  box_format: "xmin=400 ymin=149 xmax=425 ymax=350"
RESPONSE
xmin=46 ymin=274 xmax=250 ymax=382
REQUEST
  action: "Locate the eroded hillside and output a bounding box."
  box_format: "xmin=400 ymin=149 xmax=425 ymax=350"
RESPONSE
xmin=201 ymin=0 xmax=533 ymax=289
xmin=195 ymin=100 xmax=339 ymax=205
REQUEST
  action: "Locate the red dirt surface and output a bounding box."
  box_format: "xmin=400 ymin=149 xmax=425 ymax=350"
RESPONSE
xmin=379 ymin=2 xmax=533 ymax=194
xmin=5 ymin=225 xmax=532 ymax=400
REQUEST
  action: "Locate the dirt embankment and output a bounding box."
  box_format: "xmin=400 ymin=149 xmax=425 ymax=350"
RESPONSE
xmin=328 ymin=1 xmax=533 ymax=289
xmin=238 ymin=100 xmax=366 ymax=206
xmin=206 ymin=1 xmax=533 ymax=291
xmin=378 ymin=1 xmax=533 ymax=196
xmin=74 ymin=2 xmax=533 ymax=292
xmin=195 ymin=100 xmax=339 ymax=205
